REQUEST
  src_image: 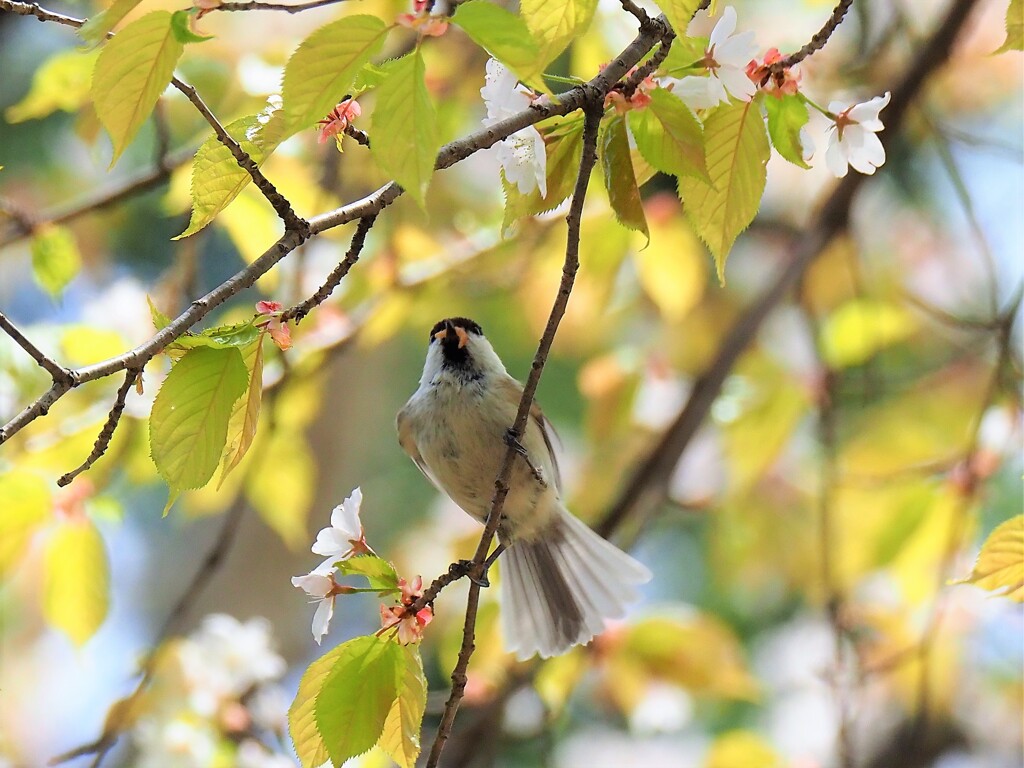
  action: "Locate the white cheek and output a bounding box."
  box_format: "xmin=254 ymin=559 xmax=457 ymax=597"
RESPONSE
xmin=418 ymin=344 xmax=445 ymax=387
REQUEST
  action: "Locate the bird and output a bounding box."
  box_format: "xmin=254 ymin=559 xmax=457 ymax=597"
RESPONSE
xmin=397 ymin=316 xmax=651 ymax=659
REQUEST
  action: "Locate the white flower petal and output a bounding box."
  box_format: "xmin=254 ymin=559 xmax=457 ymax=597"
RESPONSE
xmin=709 ymin=6 xmax=737 ymax=47
xmin=311 ymin=527 xmax=346 ymax=557
xmin=674 ymin=75 xmax=718 ymax=110
xmin=848 ymin=91 xmax=891 ymax=128
xmin=717 ymin=65 xmax=756 ymax=101
xmin=715 ymin=30 xmax=757 ymax=67
xmin=686 ymin=7 xmax=717 ymax=37
xmin=825 ymin=133 xmax=850 ymax=178
xmin=329 ymin=487 xmax=362 ymax=538
xmin=292 ymin=572 xmax=333 ymax=598
xmin=311 ymin=597 xmax=334 ymax=644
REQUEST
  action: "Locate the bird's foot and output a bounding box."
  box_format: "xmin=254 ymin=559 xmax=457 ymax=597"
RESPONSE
xmin=503 ymin=428 xmax=547 ymax=487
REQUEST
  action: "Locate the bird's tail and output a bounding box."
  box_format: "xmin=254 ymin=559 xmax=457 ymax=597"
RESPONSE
xmin=499 ymin=506 xmax=651 ymax=660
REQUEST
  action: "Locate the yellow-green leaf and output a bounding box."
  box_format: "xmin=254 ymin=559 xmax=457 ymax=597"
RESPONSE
xmin=659 ymin=0 xmax=701 ymax=38
xmin=370 ymin=50 xmax=440 ymax=208
xmin=635 ymin=212 xmax=705 ymax=320
xmin=150 ymin=345 xmax=249 ymax=507
xmin=520 ymin=0 xmax=597 ymax=71
xmin=628 ymin=88 xmax=708 ymax=181
xmin=175 ymin=98 xmax=285 ymax=239
xmin=764 ymin=93 xmax=811 ymax=169
xmin=31 ymin=224 xmax=81 ymax=298
xmin=0 ymin=472 xmax=50 ymax=579
xmin=704 ymin=730 xmax=783 ymax=768
xmin=43 ymin=518 xmax=109 ymax=645
xmin=290 ymin=641 xmax=350 ymax=768
xmin=218 ymin=337 xmax=264 ymax=486
xmin=600 ymin=115 xmax=648 ymax=238
xmin=996 ymin=0 xmax=1022 ymax=53
xmin=820 ymin=299 xmax=916 ymax=369
xmin=245 ymin=428 xmax=314 ymax=549
xmin=452 ymin=1 xmax=543 ymax=85
xmin=281 ymin=15 xmax=389 ymax=133
xmin=378 ymin=645 xmax=427 ymax=768
xmin=678 ymin=99 xmax=769 ymax=283
xmin=91 ymin=11 xmax=184 ymax=166
xmin=952 ymin=515 xmax=1024 ymax=601
xmin=5 ymin=49 xmax=100 ymax=123
xmin=79 ymin=0 xmax=144 ymax=45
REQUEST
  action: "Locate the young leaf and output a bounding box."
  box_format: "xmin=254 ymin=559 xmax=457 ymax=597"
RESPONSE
xmin=678 ymin=99 xmax=769 ymax=283
xmin=336 ymin=555 xmax=400 ymax=593
xmin=996 ymin=0 xmax=1022 ymax=53
xmin=520 ymin=0 xmax=598 ymax=71
xmin=290 ymin=642 xmax=349 ymax=768
xmin=43 ymin=518 xmax=110 ymax=645
xmin=764 ymin=93 xmax=811 ymax=169
xmin=659 ymin=0 xmax=701 ymax=37
xmin=0 ymin=471 xmax=50 ymax=579
xmin=315 ymin=635 xmax=405 ymax=767
xmin=452 ymin=1 xmax=542 ymax=85
xmin=149 ymin=345 xmax=248 ymax=508
xmin=170 ymin=9 xmax=215 ymax=44
xmin=79 ymin=0 xmax=144 ymax=44
xmin=31 ymin=224 xmax=81 ymax=298
xmin=370 ymin=50 xmax=440 ymax=208
xmin=628 ymin=88 xmax=708 ymax=181
xmin=600 ymin=115 xmax=648 ymax=239
xmin=378 ymin=645 xmax=428 ymax=768
xmin=218 ymin=337 xmax=264 ymax=486
xmin=5 ymin=49 xmax=100 ymax=123
xmin=91 ymin=11 xmax=184 ymax=166
xmin=175 ymin=99 xmax=285 ymax=239
xmin=952 ymin=515 xmax=1024 ymax=601
xmin=281 ymin=15 xmax=389 ymax=133
xmin=147 ymin=296 xmax=172 ymax=330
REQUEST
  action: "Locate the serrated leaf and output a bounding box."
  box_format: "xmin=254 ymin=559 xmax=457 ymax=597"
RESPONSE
xmin=600 ymin=115 xmax=648 ymax=238
xmin=175 ymin=99 xmax=285 ymax=239
xmin=5 ymin=49 xmax=100 ymax=123
xmin=79 ymin=0 xmax=144 ymax=44
xmin=31 ymin=224 xmax=81 ymax=298
xmin=281 ymin=15 xmax=389 ymax=133
xmin=170 ymin=9 xmax=215 ymax=44
xmin=149 ymin=345 xmax=248 ymax=505
xmin=245 ymin=428 xmax=314 ymax=549
xmin=91 ymin=11 xmax=184 ymax=166
xmin=678 ymin=99 xmax=768 ymax=283
xmin=218 ymin=337 xmax=263 ymax=486
xmin=147 ymin=296 xmax=172 ymax=330
xmin=370 ymin=50 xmax=440 ymax=208
xmin=952 ymin=515 xmax=1024 ymax=601
xmin=520 ymin=0 xmax=597 ymax=71
xmin=659 ymin=0 xmax=701 ymax=37
xmin=315 ymin=636 xmax=404 ymax=767
xmin=0 ymin=472 xmax=50 ymax=579
xmin=452 ymin=1 xmax=542 ymax=85
xmin=43 ymin=519 xmax=109 ymax=645
xmin=378 ymin=645 xmax=427 ymax=768
xmin=290 ymin=641 xmax=350 ymax=768
xmin=996 ymin=0 xmax=1022 ymax=53
xmin=628 ymin=88 xmax=708 ymax=181
xmin=336 ymin=555 xmax=400 ymax=593
xmin=764 ymin=93 xmax=810 ymax=169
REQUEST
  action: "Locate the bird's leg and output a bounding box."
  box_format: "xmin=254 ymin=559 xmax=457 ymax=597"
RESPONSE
xmin=457 ymin=543 xmax=507 ymax=588
xmin=503 ymin=428 xmax=547 ymax=488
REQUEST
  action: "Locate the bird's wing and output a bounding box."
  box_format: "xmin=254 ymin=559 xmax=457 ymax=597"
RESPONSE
xmin=531 ymin=400 xmax=562 ymax=492
xmin=396 ymin=406 xmax=444 ymax=493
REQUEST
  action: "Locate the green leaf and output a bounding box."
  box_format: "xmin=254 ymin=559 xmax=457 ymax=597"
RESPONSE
xmin=952 ymin=515 xmax=1024 ymax=601
xmin=370 ymin=50 xmax=440 ymax=208
xmin=149 ymin=345 xmax=248 ymax=508
xmin=170 ymin=9 xmax=215 ymax=44
xmin=628 ymin=88 xmax=708 ymax=181
xmin=600 ymin=115 xmax=648 ymax=239
xmin=147 ymin=296 xmax=172 ymax=330
xmin=336 ymin=555 xmax=400 ymax=593
xmin=764 ymin=93 xmax=810 ymax=169
xmin=79 ymin=0 xmax=144 ymax=45
xmin=996 ymin=0 xmax=1023 ymax=53
xmin=315 ymin=636 xmax=404 ymax=767
xmin=218 ymin=337 xmax=263 ymax=486
xmin=5 ymin=49 xmax=100 ymax=123
xmin=378 ymin=645 xmax=428 ymax=768
xmin=0 ymin=472 xmax=50 ymax=579
xmin=678 ymin=99 xmax=769 ymax=284
xmin=281 ymin=15 xmax=389 ymax=133
xmin=290 ymin=641 xmax=349 ymax=768
xmin=175 ymin=98 xmax=285 ymax=239
xmin=820 ymin=299 xmax=916 ymax=368
xmin=91 ymin=11 xmax=184 ymax=166
xmin=659 ymin=0 xmax=701 ymax=38
xmin=520 ymin=0 xmax=598 ymax=70
xmin=43 ymin=519 xmax=109 ymax=645
xmin=452 ymin=1 xmax=542 ymax=85
xmin=245 ymin=428 xmax=315 ymax=548
xmin=31 ymin=224 xmax=81 ymax=298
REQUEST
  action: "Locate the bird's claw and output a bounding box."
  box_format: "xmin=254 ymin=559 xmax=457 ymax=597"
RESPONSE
xmin=503 ymin=428 xmax=547 ymax=487
xmin=457 ymin=559 xmax=490 ymax=588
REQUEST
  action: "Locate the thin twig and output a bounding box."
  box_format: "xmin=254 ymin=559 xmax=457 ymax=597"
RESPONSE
xmin=0 ymin=310 xmax=74 ymax=384
xmin=772 ymin=0 xmax=855 ymax=72
xmin=618 ymin=0 xmax=650 ymax=26
xmin=424 ymin=96 xmax=606 ymax=768
xmin=212 ymin=0 xmax=350 ymax=12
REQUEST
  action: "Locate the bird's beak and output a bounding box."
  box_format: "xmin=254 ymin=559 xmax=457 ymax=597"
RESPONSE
xmin=453 ymin=326 xmax=469 ymax=349
xmin=433 ymin=322 xmax=469 ymax=349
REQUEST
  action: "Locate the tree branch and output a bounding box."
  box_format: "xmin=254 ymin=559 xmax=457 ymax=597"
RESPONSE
xmin=0 ymin=310 xmax=74 ymax=384
xmin=773 ymin=0 xmax=855 ymax=73
xmin=211 ymin=0 xmax=351 ymax=13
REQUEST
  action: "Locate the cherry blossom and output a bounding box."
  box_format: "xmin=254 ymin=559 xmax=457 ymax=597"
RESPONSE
xmin=255 ymin=300 xmax=291 ymax=351
xmin=480 ymin=59 xmax=547 ymax=197
xmin=291 ymin=570 xmax=343 ymax=644
xmin=605 ymin=68 xmax=656 ymax=114
xmin=665 ymin=6 xmax=757 ymax=110
xmin=824 ymin=92 xmax=891 ymax=177
xmin=380 ymin=603 xmax=434 ymax=644
xmin=310 ymin=487 xmax=371 ymax=573
xmin=745 ymin=47 xmax=800 ymax=97
xmin=397 ymin=0 xmax=448 ymax=37
xmin=317 ymin=99 xmax=361 ymax=147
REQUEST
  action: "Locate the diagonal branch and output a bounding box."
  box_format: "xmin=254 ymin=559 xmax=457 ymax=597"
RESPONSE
xmin=773 ymin=0 xmax=855 ymax=73
xmin=0 ymin=310 xmax=74 ymax=384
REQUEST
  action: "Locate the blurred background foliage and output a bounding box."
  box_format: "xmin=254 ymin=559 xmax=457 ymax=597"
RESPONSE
xmin=0 ymin=0 xmax=1021 ymax=766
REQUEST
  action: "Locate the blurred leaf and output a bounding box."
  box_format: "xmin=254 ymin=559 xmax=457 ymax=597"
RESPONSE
xmin=520 ymin=0 xmax=598 ymax=71
xmin=91 ymin=11 xmax=184 ymax=165
xmin=0 ymin=472 xmax=50 ymax=579
xmin=453 ymin=1 xmax=543 ymax=85
xmin=245 ymin=428 xmax=314 ymax=548
xmin=764 ymin=92 xmax=810 ymax=169
xmin=952 ymin=515 xmax=1024 ymax=601
xmin=43 ymin=518 xmax=109 ymax=645
xmin=659 ymin=0 xmax=701 ymax=39
xmin=535 ymin=647 xmax=587 ymax=716
xmin=315 ymin=635 xmax=403 ymax=768
xmin=337 ymin=555 xmax=400 ymax=593
xmin=996 ymin=0 xmax=1022 ymax=53
xmin=61 ymin=326 xmax=125 ymax=366
xmin=79 ymin=0 xmax=143 ymax=44
xmin=370 ymin=50 xmax=440 ymax=208
xmin=704 ymin=730 xmax=783 ymax=768
xmin=218 ymin=337 xmax=263 ymax=486
xmin=281 ymin=15 xmax=389 ymax=133
xmin=5 ymin=49 xmax=100 ymax=123
xmin=820 ymin=299 xmax=916 ymax=368
xmin=678 ymin=100 xmax=769 ymax=283
xmin=600 ymin=115 xmax=648 ymax=239
xmin=150 ymin=345 xmax=248 ymax=510
xmin=378 ymin=644 xmax=428 ymax=768
xmin=628 ymin=89 xmax=708 ymax=181
xmin=636 ymin=209 xmax=706 ymax=320
xmin=290 ymin=641 xmax=349 ymax=768
xmin=31 ymin=224 xmax=81 ymax=298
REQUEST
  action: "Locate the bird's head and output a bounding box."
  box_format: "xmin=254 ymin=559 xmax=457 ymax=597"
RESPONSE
xmin=419 ymin=316 xmax=506 ymax=387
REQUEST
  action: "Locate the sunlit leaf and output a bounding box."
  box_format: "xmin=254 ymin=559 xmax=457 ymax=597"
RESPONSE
xmin=218 ymin=337 xmax=263 ymax=486
xmin=43 ymin=518 xmax=109 ymax=645
xmin=60 ymin=326 xmax=125 ymax=366
xmin=635 ymin=208 xmax=705 ymax=320
xmin=31 ymin=224 xmax=81 ymax=298
xmin=452 ymin=1 xmax=543 ymax=86
xmin=91 ymin=11 xmax=184 ymax=166
xmin=628 ymin=88 xmax=708 ymax=181
xmin=820 ymin=299 xmax=916 ymax=368
xmin=245 ymin=428 xmax=314 ymax=548
xmin=996 ymin=0 xmax=1022 ymax=53
xmin=79 ymin=0 xmax=143 ymax=44
xmin=281 ymin=15 xmax=389 ymax=133
xmin=290 ymin=641 xmax=349 ymax=768
xmin=315 ymin=635 xmax=404 ymax=767
xmin=147 ymin=296 xmax=172 ymax=330
xmin=952 ymin=515 xmax=1024 ymax=601
xmin=5 ymin=49 xmax=100 ymax=123
xmin=678 ymin=99 xmax=769 ymax=283
xmin=600 ymin=115 xmax=648 ymax=239
xmin=378 ymin=644 xmax=428 ymax=768
xmin=704 ymin=730 xmax=783 ymax=768
xmin=520 ymin=0 xmax=598 ymax=71
xmin=658 ymin=0 xmax=701 ymax=38
xmin=337 ymin=555 xmax=400 ymax=593
xmin=764 ymin=92 xmax=810 ymax=168
xmin=0 ymin=472 xmax=50 ymax=579
xmin=170 ymin=9 xmax=214 ymax=44
xmin=370 ymin=50 xmax=440 ymax=208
